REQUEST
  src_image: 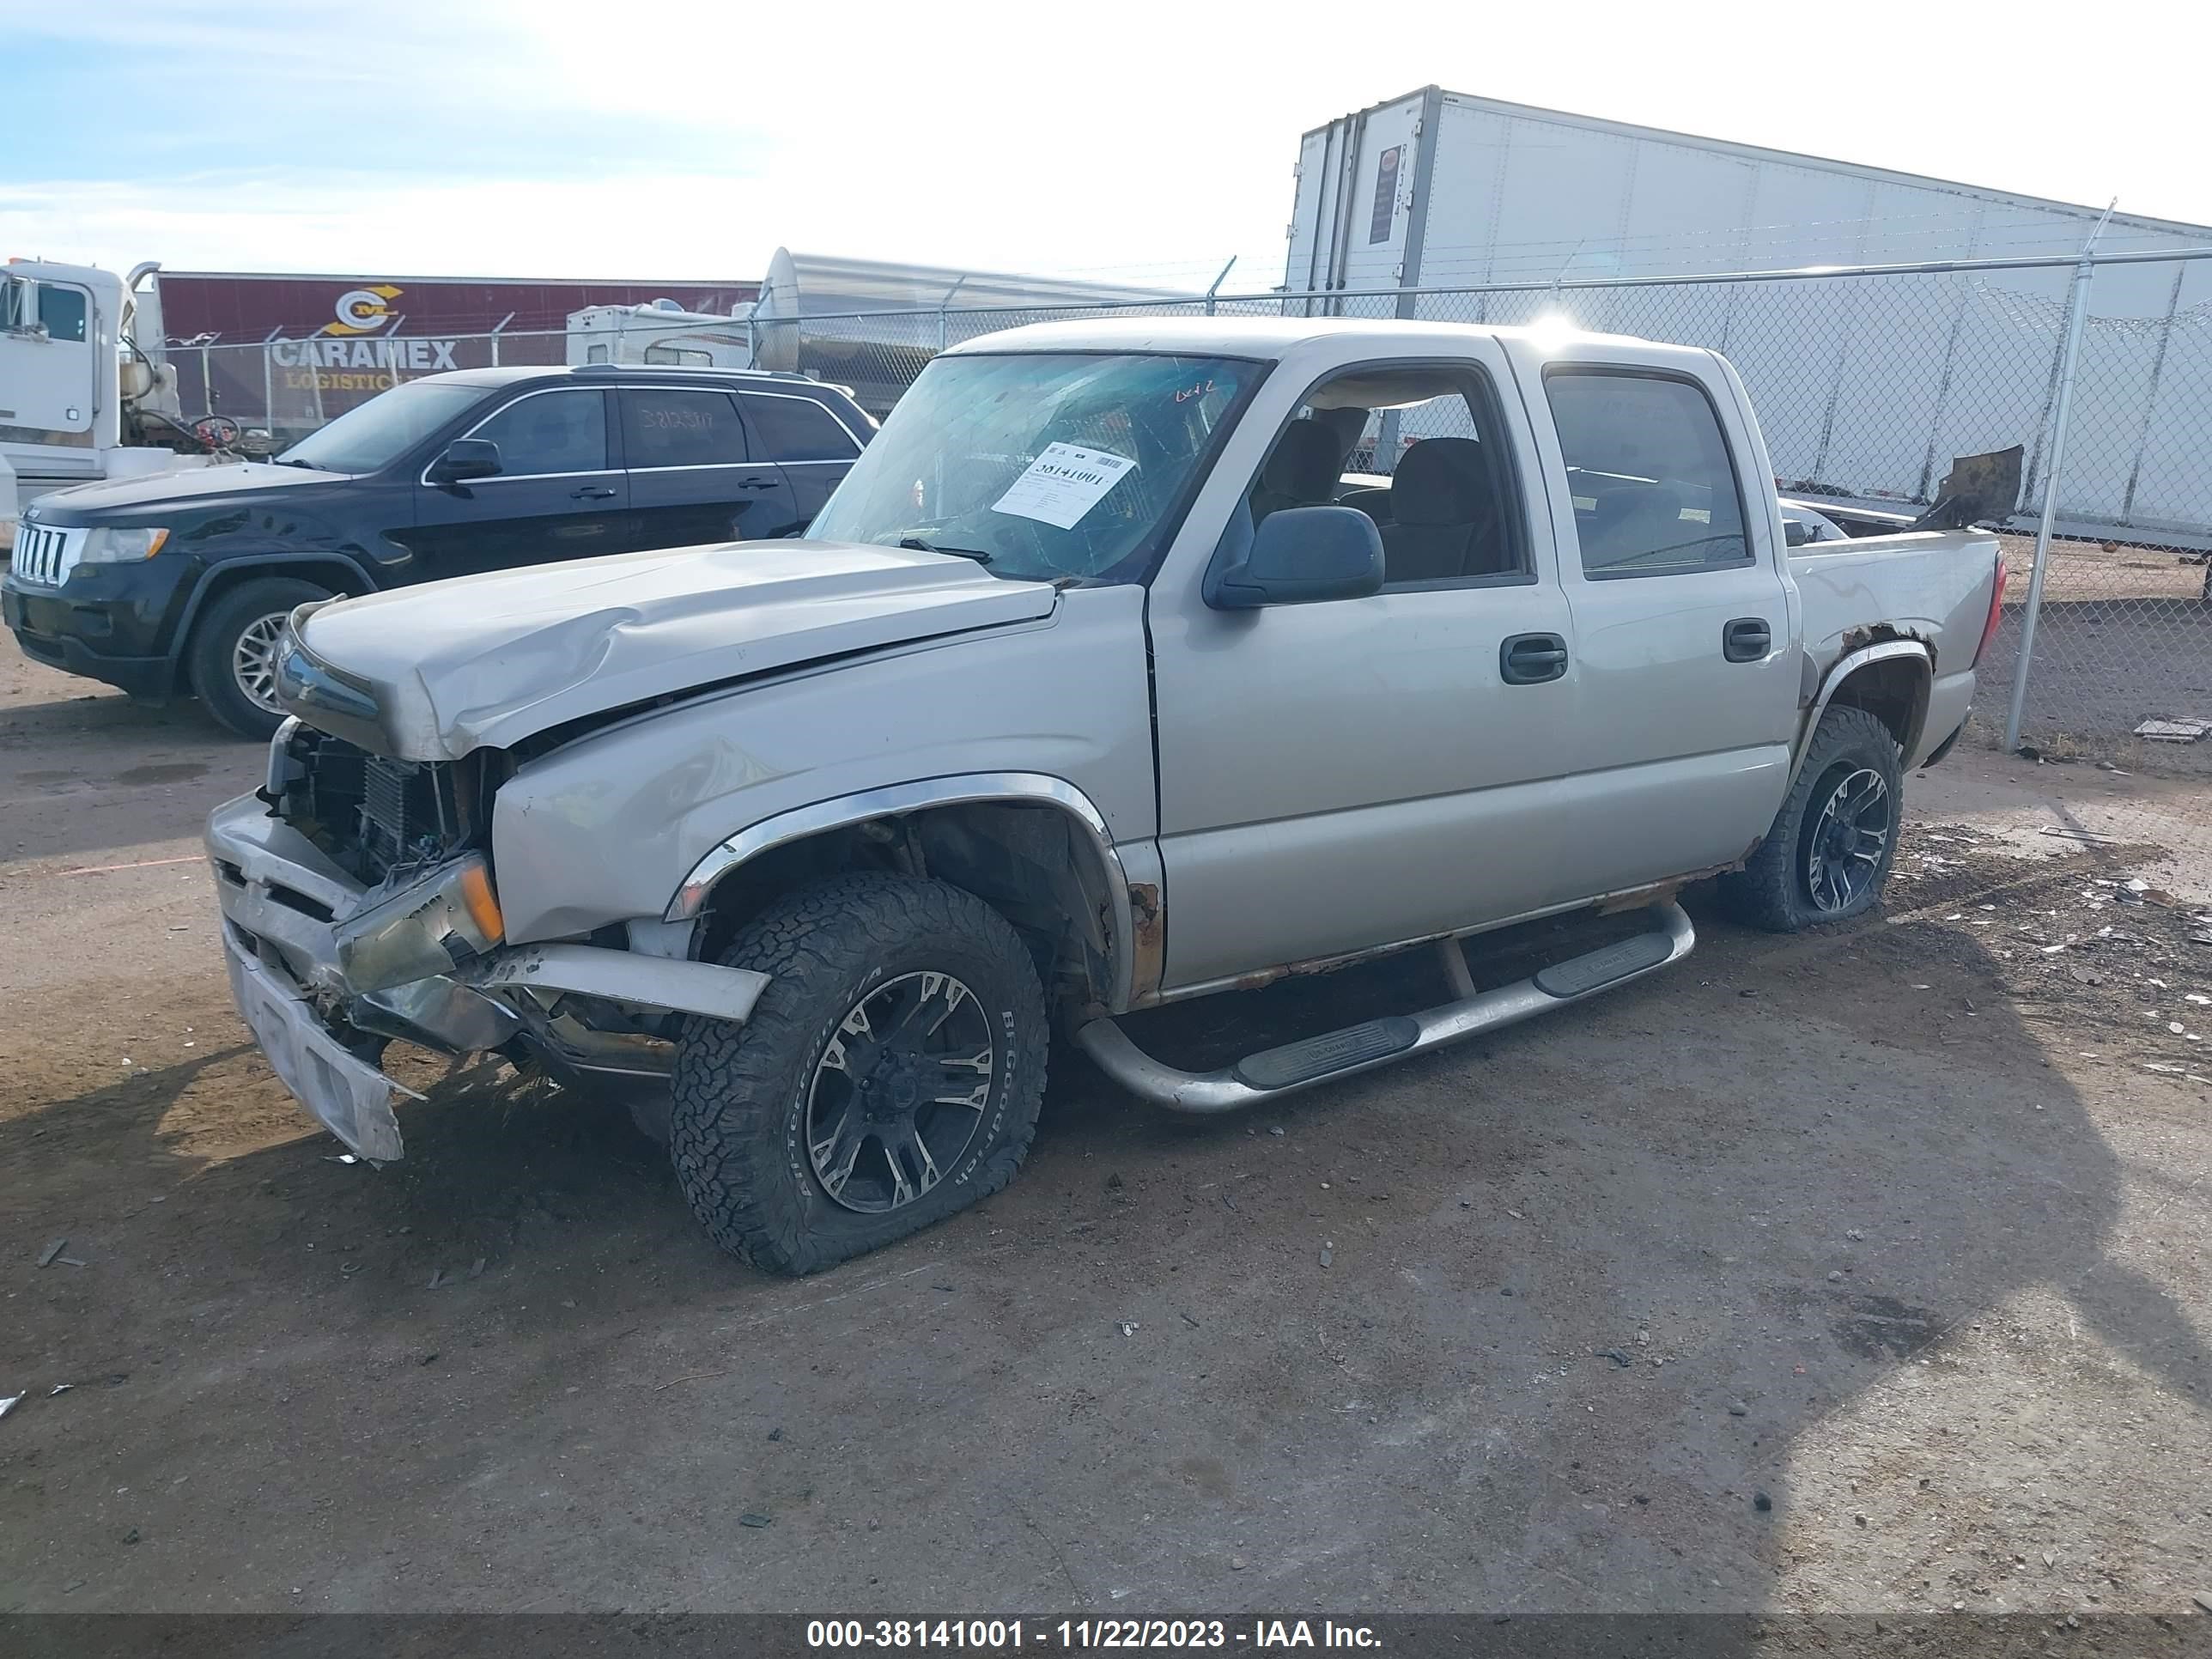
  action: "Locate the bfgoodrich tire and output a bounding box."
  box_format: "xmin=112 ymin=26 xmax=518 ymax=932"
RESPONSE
xmin=1722 ymin=704 xmax=1905 ymax=933
xmin=186 ymin=576 xmax=331 ymax=740
xmin=669 ymin=873 xmax=1048 ymax=1275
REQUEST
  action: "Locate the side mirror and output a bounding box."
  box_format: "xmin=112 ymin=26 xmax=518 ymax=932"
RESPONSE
xmin=1208 ymin=504 xmax=1385 ymax=610
xmin=1783 ymin=517 xmax=1812 ymax=549
xmin=427 ymin=437 xmax=501 ymax=485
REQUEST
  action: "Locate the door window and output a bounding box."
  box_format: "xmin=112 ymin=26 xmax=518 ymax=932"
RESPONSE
xmin=1245 ymin=363 xmax=1529 ymax=587
xmin=37 ymin=283 xmax=88 ymax=343
xmin=620 ymin=387 xmax=748 ymax=467
xmin=741 ymin=392 xmax=860 ymax=462
xmin=1544 ymin=370 xmax=1751 ymax=577
xmin=471 ymin=389 xmax=610 ymax=476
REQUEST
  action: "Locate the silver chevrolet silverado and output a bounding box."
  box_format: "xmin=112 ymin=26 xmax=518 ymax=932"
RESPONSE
xmin=207 ymin=316 xmax=2010 ymax=1273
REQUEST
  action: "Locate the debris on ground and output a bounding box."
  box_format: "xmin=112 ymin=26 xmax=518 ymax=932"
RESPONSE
xmin=1118 ymin=1321 xmax=1139 ymax=1337
xmin=1593 ymin=1348 xmax=1632 ymax=1368
xmin=1728 ymin=1400 xmax=1749 ymax=1416
xmin=1319 ymin=1243 xmax=1334 ymax=1267
xmin=1753 ymin=1491 xmax=1773 ymax=1512
xmin=738 ymin=1512 xmax=773 ymax=1528
xmin=0 ymin=1395 xmax=20 ymax=1421
xmin=37 ymin=1238 xmax=67 ymax=1267
xmin=2132 ymin=718 xmax=2210 ymax=743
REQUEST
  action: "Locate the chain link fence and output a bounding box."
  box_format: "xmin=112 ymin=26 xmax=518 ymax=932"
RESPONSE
xmin=168 ymin=251 xmax=2211 ymax=880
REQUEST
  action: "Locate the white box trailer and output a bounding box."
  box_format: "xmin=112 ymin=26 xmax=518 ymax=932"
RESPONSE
xmin=1285 ymin=88 xmax=2212 ymax=546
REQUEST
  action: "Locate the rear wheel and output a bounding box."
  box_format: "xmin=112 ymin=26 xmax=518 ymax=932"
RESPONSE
xmin=669 ymin=873 xmax=1048 ymax=1275
xmin=186 ymin=576 xmax=331 ymax=740
xmin=1723 ymin=704 xmax=1904 ymax=933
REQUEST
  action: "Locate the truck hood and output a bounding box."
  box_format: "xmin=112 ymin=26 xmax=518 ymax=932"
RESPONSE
xmin=286 ymin=540 xmax=1059 ymax=760
xmin=27 ymin=461 xmax=343 ymax=521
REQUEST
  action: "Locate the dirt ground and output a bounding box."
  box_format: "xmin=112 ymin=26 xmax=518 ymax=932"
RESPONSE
xmin=1974 ymin=535 xmax=2212 ymax=779
xmin=2 ymin=647 xmax=2208 ymax=1619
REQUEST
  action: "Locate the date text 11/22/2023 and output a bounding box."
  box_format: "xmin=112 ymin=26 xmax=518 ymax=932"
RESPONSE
xmin=805 ymin=1622 xmax=1384 ymax=1650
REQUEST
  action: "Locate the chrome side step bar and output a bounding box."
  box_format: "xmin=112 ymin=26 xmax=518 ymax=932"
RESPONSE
xmin=1075 ymin=902 xmax=1695 ymax=1114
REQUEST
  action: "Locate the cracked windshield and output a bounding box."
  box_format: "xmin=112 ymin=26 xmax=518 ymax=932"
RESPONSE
xmin=807 ymin=351 xmax=1257 ymax=581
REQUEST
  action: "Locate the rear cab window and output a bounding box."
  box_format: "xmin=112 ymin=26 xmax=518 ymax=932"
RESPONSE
xmin=1543 ymin=369 xmax=1751 ymax=578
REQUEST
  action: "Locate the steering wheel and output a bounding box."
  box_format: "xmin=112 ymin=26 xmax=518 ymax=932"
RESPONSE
xmin=191 ymin=414 xmax=243 ymax=450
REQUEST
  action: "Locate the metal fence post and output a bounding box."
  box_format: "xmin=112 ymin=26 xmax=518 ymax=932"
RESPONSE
xmin=1203 ymin=257 xmax=1237 ymax=316
xmin=937 ymin=276 xmax=969 ymax=352
xmin=2003 ymin=209 xmax=2114 ymax=752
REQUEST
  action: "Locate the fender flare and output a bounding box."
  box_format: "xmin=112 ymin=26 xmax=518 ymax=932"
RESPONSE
xmin=168 ymin=550 xmax=381 ymax=665
xmin=1787 ymin=640 xmax=1932 ymax=795
xmin=665 ymin=772 xmax=1140 ymax=1011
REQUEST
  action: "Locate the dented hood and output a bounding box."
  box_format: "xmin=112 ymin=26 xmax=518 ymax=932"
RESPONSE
xmin=288 ymin=540 xmax=1057 ymax=759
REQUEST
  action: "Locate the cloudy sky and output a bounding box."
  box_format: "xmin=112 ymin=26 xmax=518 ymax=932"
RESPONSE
xmin=4 ymin=0 xmax=2206 ymax=289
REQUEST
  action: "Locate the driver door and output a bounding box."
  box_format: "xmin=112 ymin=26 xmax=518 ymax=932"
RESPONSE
xmin=405 ymin=386 xmax=631 ymax=576
xmin=1147 ymin=349 xmax=1583 ymax=991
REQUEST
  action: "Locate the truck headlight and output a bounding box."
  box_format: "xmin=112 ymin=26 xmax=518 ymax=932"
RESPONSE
xmin=334 ymin=854 xmax=507 ymax=994
xmin=77 ymin=526 xmax=171 ymax=564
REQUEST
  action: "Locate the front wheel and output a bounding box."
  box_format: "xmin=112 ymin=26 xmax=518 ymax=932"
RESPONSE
xmin=185 ymin=576 xmax=331 ymax=740
xmin=1722 ymin=704 xmax=1905 ymax=933
xmin=669 ymin=873 xmax=1048 ymax=1275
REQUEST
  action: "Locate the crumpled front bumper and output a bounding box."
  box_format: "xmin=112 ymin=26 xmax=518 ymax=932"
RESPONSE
xmin=206 ymin=791 xmax=771 ymax=1161
xmin=206 ymin=794 xmax=525 ymax=1160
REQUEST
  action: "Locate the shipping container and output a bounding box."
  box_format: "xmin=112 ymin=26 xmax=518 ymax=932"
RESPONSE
xmin=1285 ymin=88 xmax=2212 ymax=544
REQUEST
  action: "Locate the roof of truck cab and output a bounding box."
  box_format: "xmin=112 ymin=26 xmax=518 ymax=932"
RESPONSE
xmin=940 ymin=313 xmax=1698 ymax=362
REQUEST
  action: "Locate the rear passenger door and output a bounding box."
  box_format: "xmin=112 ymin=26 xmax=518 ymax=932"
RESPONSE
xmin=736 ymin=390 xmax=866 ymax=530
xmin=408 ymin=386 xmax=629 ymax=575
xmin=1524 ymin=357 xmax=1799 ymax=897
xmin=619 ymin=385 xmax=801 ymax=548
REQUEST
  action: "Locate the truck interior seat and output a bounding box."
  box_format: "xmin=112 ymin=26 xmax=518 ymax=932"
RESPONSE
xmin=1379 ymin=437 xmax=1508 ymax=582
xmin=1249 ymin=420 xmax=1343 ymax=525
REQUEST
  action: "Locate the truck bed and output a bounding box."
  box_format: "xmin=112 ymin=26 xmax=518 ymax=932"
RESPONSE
xmin=1788 ymin=526 xmax=2004 ymax=762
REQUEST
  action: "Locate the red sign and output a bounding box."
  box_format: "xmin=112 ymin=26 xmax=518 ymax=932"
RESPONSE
xmin=155 ymin=272 xmax=759 ymax=345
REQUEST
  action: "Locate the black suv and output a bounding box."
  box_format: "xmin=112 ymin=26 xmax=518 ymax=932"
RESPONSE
xmin=3 ymin=364 xmax=874 ymax=737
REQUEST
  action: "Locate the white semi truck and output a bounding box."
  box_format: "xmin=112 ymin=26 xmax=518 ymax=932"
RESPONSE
xmin=0 ymin=259 xmax=230 ymax=552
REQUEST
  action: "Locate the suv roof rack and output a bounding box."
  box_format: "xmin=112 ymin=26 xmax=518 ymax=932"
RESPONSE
xmin=568 ymin=363 xmax=821 ymax=386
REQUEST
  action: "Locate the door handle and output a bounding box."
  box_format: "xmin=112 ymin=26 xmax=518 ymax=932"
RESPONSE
xmin=1723 ymin=617 xmax=1772 ymax=662
xmin=570 ymin=485 xmax=618 ymax=501
xmin=736 ymin=476 xmax=779 ymax=490
xmin=1499 ymin=632 xmax=1570 ymax=685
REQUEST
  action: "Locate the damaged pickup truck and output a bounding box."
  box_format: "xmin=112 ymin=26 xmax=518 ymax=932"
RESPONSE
xmin=208 ymin=316 xmax=2010 ymax=1273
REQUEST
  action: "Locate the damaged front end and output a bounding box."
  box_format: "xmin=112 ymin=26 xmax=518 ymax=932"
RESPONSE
xmin=208 ymin=720 xmax=767 ymax=1161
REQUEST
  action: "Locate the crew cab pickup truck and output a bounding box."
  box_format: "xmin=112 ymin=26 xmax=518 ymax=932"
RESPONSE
xmin=206 ymin=316 xmax=2008 ymax=1274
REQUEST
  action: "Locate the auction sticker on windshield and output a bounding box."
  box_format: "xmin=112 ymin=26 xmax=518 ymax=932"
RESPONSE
xmin=992 ymin=442 xmax=1137 ymax=529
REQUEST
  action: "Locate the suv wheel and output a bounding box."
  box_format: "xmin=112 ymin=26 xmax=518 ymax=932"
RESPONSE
xmin=186 ymin=577 xmax=331 ymax=740
xmin=669 ymin=873 xmax=1048 ymax=1275
xmin=1723 ymin=704 xmax=1905 ymax=933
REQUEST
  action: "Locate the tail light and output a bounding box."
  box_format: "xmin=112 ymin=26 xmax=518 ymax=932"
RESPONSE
xmin=1972 ymin=553 xmax=2008 ymax=668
